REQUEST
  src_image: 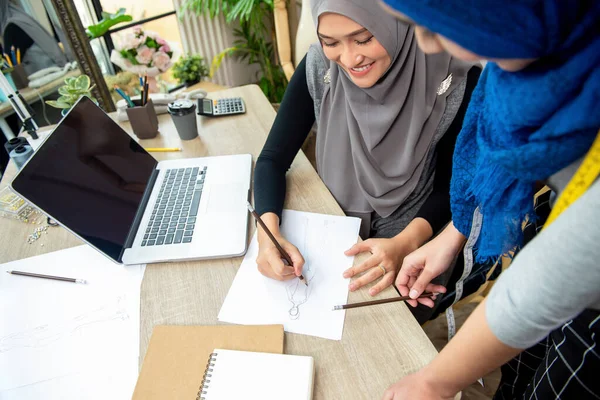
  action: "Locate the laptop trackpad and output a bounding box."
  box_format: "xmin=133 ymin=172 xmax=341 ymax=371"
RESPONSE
xmin=206 ymin=184 xmax=247 ymax=213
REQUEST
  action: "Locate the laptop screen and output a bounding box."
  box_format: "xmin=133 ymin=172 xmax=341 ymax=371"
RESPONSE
xmin=11 ymin=97 xmax=158 ymax=262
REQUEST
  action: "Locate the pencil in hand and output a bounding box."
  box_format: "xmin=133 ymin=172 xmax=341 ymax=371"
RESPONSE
xmin=246 ymin=201 xmax=308 ymax=286
xmin=333 ymin=292 xmax=439 ymax=310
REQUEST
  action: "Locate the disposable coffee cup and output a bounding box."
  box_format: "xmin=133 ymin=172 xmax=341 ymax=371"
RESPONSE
xmin=168 ymin=100 xmax=198 ymax=141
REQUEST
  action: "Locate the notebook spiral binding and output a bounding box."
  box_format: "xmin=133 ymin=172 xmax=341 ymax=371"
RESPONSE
xmin=196 ymin=352 xmax=218 ymax=400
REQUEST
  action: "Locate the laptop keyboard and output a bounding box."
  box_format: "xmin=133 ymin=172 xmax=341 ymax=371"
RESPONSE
xmin=141 ymin=166 xmax=207 ymax=247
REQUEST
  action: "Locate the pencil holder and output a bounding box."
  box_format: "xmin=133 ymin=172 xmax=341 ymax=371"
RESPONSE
xmin=10 ymin=64 xmax=29 ymax=90
xmin=126 ymin=99 xmax=159 ymax=139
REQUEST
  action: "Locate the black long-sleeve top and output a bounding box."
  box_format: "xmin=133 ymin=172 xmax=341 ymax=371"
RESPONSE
xmin=255 ymin=57 xmax=481 ymax=235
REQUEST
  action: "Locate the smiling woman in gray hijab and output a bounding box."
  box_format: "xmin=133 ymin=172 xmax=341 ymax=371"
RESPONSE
xmin=254 ymin=0 xmax=480 ymax=323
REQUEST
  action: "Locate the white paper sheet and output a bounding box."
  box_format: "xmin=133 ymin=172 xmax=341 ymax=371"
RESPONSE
xmin=219 ymin=210 xmax=361 ymax=340
xmin=0 ymin=245 xmax=145 ymax=399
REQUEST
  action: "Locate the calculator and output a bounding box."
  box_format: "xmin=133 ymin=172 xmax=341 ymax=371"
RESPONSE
xmin=197 ymin=97 xmax=246 ymax=117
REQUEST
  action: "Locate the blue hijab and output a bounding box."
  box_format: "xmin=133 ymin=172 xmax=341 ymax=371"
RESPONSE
xmin=382 ymin=0 xmax=600 ymax=261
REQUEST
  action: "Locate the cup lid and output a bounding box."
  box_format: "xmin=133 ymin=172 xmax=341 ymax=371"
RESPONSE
xmin=168 ymin=100 xmax=196 ymax=116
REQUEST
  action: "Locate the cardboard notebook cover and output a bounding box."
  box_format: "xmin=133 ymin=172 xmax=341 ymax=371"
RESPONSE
xmin=132 ymin=325 xmax=284 ymax=399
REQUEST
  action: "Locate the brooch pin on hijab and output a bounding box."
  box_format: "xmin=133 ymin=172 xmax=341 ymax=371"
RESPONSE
xmin=324 ymin=68 xmax=331 ymax=84
xmin=437 ymin=73 xmax=453 ymax=95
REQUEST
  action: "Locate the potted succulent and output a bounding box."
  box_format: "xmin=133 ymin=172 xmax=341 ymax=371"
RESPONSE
xmin=46 ymin=75 xmax=97 ymax=115
xmin=172 ymin=54 xmax=210 ymax=87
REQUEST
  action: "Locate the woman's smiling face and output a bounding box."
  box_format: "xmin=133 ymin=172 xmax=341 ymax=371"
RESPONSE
xmin=318 ymin=12 xmax=392 ymax=88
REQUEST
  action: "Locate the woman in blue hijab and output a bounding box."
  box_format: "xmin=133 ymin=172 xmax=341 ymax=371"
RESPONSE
xmin=377 ymin=1 xmax=600 ymax=399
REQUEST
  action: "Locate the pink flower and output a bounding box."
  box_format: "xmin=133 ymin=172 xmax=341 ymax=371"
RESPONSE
xmin=133 ymin=26 xmax=142 ymax=35
xmin=152 ymin=51 xmax=172 ymax=72
xmin=121 ymin=32 xmax=146 ymax=50
xmin=159 ymin=44 xmax=171 ymax=53
xmin=136 ymin=45 xmax=155 ymax=65
xmin=156 ymin=38 xmax=167 ymax=46
xmin=132 ymin=37 xmax=145 ymax=49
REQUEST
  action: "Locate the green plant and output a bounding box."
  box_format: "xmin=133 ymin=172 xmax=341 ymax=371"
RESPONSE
xmin=46 ymin=75 xmax=97 ymax=109
xmin=172 ymin=54 xmax=210 ymax=85
xmin=85 ymin=8 xmax=132 ymax=39
xmin=181 ymin=0 xmax=288 ymax=103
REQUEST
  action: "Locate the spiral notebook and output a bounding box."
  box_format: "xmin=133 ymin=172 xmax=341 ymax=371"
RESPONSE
xmin=198 ymin=349 xmax=314 ymax=399
xmin=132 ymin=325 xmax=285 ymax=399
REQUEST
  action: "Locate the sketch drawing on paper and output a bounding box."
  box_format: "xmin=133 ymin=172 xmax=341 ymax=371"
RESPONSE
xmin=284 ymin=218 xmax=335 ymax=320
xmin=286 ymin=267 xmax=315 ymax=320
xmin=0 ymin=296 xmax=130 ymax=353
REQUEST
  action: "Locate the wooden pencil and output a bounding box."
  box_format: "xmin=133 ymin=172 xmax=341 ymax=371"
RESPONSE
xmin=246 ymin=202 xmax=307 ymax=286
xmin=144 ymin=147 xmax=182 ymax=152
xmin=143 ymin=75 xmax=149 ymax=106
xmin=333 ymin=292 xmax=438 ymax=310
xmin=6 ymin=270 xmax=87 ymax=284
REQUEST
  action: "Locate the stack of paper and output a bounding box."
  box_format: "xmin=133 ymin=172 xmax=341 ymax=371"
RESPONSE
xmin=0 ymin=245 xmax=145 ymax=400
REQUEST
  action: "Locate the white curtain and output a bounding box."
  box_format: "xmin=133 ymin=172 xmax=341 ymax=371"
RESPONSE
xmin=172 ymin=0 xmax=259 ymax=87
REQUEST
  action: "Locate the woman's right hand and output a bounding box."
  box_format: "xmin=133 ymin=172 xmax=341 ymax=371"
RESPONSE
xmin=396 ymin=222 xmax=466 ymax=307
xmin=256 ymin=213 xmax=305 ymax=281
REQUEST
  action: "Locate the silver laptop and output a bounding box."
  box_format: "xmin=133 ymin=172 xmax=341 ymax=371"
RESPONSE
xmin=10 ymin=96 xmax=252 ymax=265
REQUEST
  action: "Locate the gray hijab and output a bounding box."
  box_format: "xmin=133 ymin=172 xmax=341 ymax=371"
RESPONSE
xmin=311 ymin=0 xmax=472 ymax=219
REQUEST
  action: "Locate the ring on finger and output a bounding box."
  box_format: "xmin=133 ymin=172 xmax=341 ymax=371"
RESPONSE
xmin=377 ymin=264 xmax=386 ymax=277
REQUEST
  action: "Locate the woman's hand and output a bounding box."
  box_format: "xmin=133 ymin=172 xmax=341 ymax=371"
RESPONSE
xmin=396 ymin=222 xmax=466 ymax=307
xmin=343 ymin=218 xmax=434 ymax=296
xmin=384 ymin=299 xmax=523 ymax=400
xmin=381 ymin=370 xmax=454 ymax=400
xmin=343 ymin=237 xmax=417 ymax=296
xmin=255 ymin=213 xmax=305 ymax=281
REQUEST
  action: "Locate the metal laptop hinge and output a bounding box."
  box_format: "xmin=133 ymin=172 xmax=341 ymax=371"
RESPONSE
xmin=119 ymin=168 xmax=160 ymax=262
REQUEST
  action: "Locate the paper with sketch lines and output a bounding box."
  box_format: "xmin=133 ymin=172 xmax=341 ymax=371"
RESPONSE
xmin=0 ymin=245 xmax=145 ymax=399
xmin=219 ymin=210 xmax=361 ymax=340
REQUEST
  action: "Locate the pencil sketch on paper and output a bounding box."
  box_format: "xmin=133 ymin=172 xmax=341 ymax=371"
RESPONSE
xmin=0 ymin=296 xmax=129 ymax=353
xmin=286 ymin=269 xmax=315 ymax=320
xmin=284 ymin=218 xmax=336 ymax=320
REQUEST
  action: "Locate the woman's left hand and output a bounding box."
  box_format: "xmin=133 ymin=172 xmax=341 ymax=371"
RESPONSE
xmin=381 ymin=371 xmax=454 ymax=400
xmin=343 ymin=236 xmax=417 ymax=296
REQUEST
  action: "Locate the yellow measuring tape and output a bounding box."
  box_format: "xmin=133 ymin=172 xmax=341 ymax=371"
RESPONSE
xmin=544 ymin=130 xmax=600 ymax=228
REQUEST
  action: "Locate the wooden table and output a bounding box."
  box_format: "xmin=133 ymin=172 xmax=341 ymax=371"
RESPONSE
xmin=182 ymin=80 xmax=227 ymax=94
xmin=0 ymin=84 xmax=438 ymax=399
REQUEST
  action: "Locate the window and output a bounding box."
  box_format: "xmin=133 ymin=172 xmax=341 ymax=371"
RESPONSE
xmin=74 ymin=0 xmax=183 ymax=84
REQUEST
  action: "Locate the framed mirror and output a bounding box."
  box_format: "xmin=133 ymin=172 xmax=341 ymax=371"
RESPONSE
xmin=49 ymin=0 xmax=115 ymax=111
